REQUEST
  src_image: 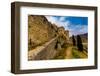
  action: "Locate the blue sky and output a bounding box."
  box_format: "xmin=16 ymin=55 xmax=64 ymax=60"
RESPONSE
xmin=46 ymin=16 xmax=88 ymax=36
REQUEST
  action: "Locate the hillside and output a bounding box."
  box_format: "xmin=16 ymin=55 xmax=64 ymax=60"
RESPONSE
xmin=28 ymin=15 xmax=58 ymax=50
xmin=70 ymin=33 xmax=88 ymax=43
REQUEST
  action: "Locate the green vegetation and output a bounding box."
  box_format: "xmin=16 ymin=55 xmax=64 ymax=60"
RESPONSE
xmin=72 ymin=47 xmax=81 ymax=58
xmin=53 ymin=45 xmax=87 ymax=59
xmin=72 ymin=47 xmax=87 ymax=58
xmin=77 ymin=35 xmax=83 ymax=51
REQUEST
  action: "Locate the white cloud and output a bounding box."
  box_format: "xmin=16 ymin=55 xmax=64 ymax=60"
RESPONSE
xmin=45 ymin=16 xmax=57 ymax=24
xmin=69 ymin=25 xmax=88 ymax=36
xmin=45 ymin=16 xmax=88 ymax=37
xmin=45 ymin=16 xmax=70 ymax=30
xmin=59 ymin=17 xmax=66 ymax=22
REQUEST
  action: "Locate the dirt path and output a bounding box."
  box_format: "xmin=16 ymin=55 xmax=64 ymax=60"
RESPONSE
xmin=65 ymin=46 xmax=73 ymax=59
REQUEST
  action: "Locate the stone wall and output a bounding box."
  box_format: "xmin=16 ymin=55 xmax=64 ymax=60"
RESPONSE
xmin=28 ymin=15 xmax=70 ymax=60
xmin=28 ymin=37 xmax=58 ymax=60
xmin=28 ymin=15 xmax=57 ymax=50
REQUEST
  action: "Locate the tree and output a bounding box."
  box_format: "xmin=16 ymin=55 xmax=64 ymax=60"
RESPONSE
xmin=77 ymin=35 xmax=83 ymax=51
xmin=72 ymin=35 xmax=76 ymax=46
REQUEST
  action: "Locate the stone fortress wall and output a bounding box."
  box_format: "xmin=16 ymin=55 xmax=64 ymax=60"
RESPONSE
xmin=28 ymin=15 xmax=69 ymax=60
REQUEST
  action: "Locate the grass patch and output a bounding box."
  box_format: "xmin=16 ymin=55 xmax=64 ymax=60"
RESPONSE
xmin=72 ymin=48 xmax=81 ymax=58
xmin=72 ymin=47 xmax=87 ymax=59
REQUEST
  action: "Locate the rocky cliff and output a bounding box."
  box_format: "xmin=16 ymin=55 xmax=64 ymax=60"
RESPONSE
xmin=28 ymin=15 xmax=70 ymax=60
xmin=28 ymin=15 xmax=58 ymax=50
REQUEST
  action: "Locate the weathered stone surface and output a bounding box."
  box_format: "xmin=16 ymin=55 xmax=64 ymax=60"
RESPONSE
xmin=28 ymin=15 xmax=70 ymax=60
xmin=28 ymin=15 xmax=57 ymax=50
xmin=28 ymin=37 xmax=58 ymax=60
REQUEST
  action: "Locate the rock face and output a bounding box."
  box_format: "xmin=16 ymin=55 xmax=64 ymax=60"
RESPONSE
xmin=57 ymin=27 xmax=69 ymax=44
xmin=34 ymin=37 xmax=58 ymax=60
xmin=28 ymin=15 xmax=69 ymax=60
xmin=28 ymin=15 xmax=57 ymax=50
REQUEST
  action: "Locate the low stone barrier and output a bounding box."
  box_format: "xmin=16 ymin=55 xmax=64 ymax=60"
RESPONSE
xmin=28 ymin=37 xmax=58 ymax=60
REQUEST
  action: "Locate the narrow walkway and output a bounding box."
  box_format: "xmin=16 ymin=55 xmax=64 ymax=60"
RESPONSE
xmin=28 ymin=37 xmax=58 ymax=60
xmin=65 ymin=46 xmax=73 ymax=59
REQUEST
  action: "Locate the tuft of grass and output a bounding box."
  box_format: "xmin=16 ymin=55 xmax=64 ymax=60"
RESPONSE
xmin=72 ymin=47 xmax=87 ymax=59
xmin=72 ymin=48 xmax=80 ymax=58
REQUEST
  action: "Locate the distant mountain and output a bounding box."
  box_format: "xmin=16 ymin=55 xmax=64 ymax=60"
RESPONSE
xmin=79 ymin=33 xmax=88 ymax=39
xmin=79 ymin=33 xmax=88 ymax=43
xmin=70 ymin=33 xmax=88 ymax=43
